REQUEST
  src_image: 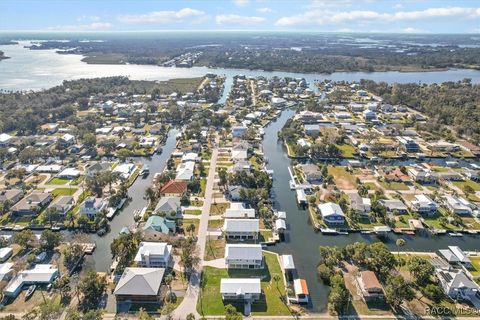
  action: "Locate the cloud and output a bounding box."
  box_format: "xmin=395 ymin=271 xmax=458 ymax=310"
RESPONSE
xmin=402 ymin=27 xmax=427 ymax=33
xmin=216 ymin=14 xmax=266 ymax=25
xmin=77 ymin=15 xmax=100 ymax=22
xmin=257 ymin=7 xmax=272 ymax=14
xmin=275 ymin=6 xmax=480 ymax=27
xmin=336 ymin=28 xmax=354 ymax=32
xmin=118 ymin=8 xmax=205 ymax=24
xmin=48 ymin=22 xmax=112 ymax=31
xmin=233 ymin=0 xmax=250 ymax=6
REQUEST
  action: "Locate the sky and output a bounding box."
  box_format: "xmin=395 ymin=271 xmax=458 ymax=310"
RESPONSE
xmin=0 ymin=0 xmax=479 ymax=33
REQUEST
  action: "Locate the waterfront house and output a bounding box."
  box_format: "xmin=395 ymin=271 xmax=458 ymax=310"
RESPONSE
xmin=357 ymin=271 xmax=384 ymax=302
xmin=300 ymin=164 xmax=323 ymax=183
xmin=134 ymin=242 xmax=172 ymax=268
xmin=435 ymin=268 xmax=480 ymax=302
xmin=85 ymin=162 xmax=111 ymax=177
xmin=384 ymin=168 xmax=411 ymax=183
xmin=142 ymin=216 xmax=176 ymax=240
xmin=294 ymin=110 xmax=324 ymax=123
xmin=397 ymin=137 xmax=420 ymax=153
xmin=4 ymin=264 xmax=58 ymax=298
xmin=348 ymin=193 xmax=371 ymax=216
xmin=411 ymin=195 xmax=438 ymax=216
xmin=223 ymin=219 xmax=259 ymax=240
xmin=227 ymin=185 xmax=244 ymax=201
xmin=379 ymin=199 xmax=408 ymax=214
xmin=0 ymin=263 xmax=13 ymax=282
xmin=80 ymin=197 xmax=107 ymax=219
xmin=159 ymin=180 xmax=188 ymax=197
xmin=225 ymin=244 xmax=263 ymax=269
xmin=275 ymin=219 xmax=287 ymax=233
xmin=220 ymin=278 xmax=261 ymax=301
xmin=114 ymin=267 xmax=165 ymax=304
xmin=444 ymin=195 xmax=473 ymax=216
xmin=50 ymin=196 xmax=75 ymax=215
xmin=0 ymin=133 xmax=13 ymax=147
xmin=232 ymin=126 xmax=248 ymax=138
xmin=153 ymin=196 xmax=182 ymax=217
xmin=0 ymin=189 xmax=24 ymax=206
xmin=408 ymin=167 xmax=435 ymax=183
xmin=447 ymin=246 xmax=470 ymax=264
xmin=304 ymin=124 xmax=320 ymax=137
xmin=0 ymin=248 xmax=13 ymax=263
xmin=224 ymin=202 xmax=256 ymax=219
xmin=317 ymin=202 xmax=345 ymax=225
xmin=175 ymin=161 xmax=195 ymax=181
xmin=114 ymin=163 xmax=136 ymax=180
xmin=363 ymin=110 xmax=376 ymax=121
xmin=11 ymin=192 xmax=52 ymax=216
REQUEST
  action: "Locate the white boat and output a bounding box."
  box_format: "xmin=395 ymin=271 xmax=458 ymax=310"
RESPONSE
xmin=361 ymin=230 xmax=373 ymax=234
xmin=337 ymin=231 xmax=349 ymax=235
xmin=289 ymin=180 xmax=296 ymax=190
xmin=448 ymin=232 xmax=463 ymax=237
xmin=140 ymin=165 xmax=150 ymax=176
xmin=25 ymin=285 xmax=36 ymax=300
xmin=320 ymin=228 xmax=338 ymax=235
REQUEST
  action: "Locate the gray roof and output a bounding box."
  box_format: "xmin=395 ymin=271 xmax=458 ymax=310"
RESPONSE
xmin=225 ymin=244 xmax=262 ymax=261
xmin=224 ymin=219 xmax=259 ymax=233
xmin=114 ymin=267 xmax=165 ymax=296
xmin=220 ymin=278 xmax=261 ymax=295
xmin=154 ymin=196 xmax=181 ymax=213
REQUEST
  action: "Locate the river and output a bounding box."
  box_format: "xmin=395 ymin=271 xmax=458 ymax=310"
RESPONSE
xmin=88 ymin=128 xmax=179 ymax=272
xmin=262 ymin=110 xmax=480 ymax=313
xmin=2 ymin=42 xmax=480 ymax=92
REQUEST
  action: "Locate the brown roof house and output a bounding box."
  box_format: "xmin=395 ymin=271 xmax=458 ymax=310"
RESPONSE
xmin=357 ymin=271 xmax=384 ymax=302
xmin=159 ymin=180 xmax=188 ymax=197
xmin=11 ymin=192 xmax=52 ymax=216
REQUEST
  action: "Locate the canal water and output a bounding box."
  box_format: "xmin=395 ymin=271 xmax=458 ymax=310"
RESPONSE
xmin=89 ymin=128 xmax=179 ymax=272
xmin=262 ymin=110 xmax=480 ymax=312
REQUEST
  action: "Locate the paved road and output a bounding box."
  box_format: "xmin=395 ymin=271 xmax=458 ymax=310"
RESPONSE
xmin=173 ymin=141 xmax=219 ymax=319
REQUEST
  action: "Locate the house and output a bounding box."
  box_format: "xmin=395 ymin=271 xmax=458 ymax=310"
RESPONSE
xmin=50 ymin=196 xmax=74 ymax=215
xmin=297 ymin=138 xmax=311 ymax=148
xmin=224 ymin=203 xmax=256 ymax=219
xmin=223 ymin=219 xmax=259 ymax=240
xmin=411 ymin=195 xmax=438 ymax=216
xmin=363 ymin=110 xmax=376 ymax=121
xmin=304 ymin=124 xmax=320 ymax=136
xmin=275 ymin=219 xmax=287 ymax=233
xmin=0 ymin=133 xmax=13 ymax=147
xmin=428 ymin=141 xmax=460 ymax=152
xmin=317 ymin=202 xmax=345 ymax=225
xmin=181 ymin=152 xmax=198 ymax=163
xmin=159 ymin=180 xmax=188 ymax=197
xmin=357 ymin=271 xmax=384 ymax=302
xmin=59 ymin=133 xmax=75 ymax=146
xmin=80 ymin=197 xmax=107 ymax=219
xmin=231 ymin=150 xmax=248 ymax=162
xmin=114 ymin=163 xmax=136 ymax=179
xmin=408 ymin=167 xmax=435 ymax=183
xmin=0 ymin=189 xmax=24 ymax=205
xmin=447 ymin=246 xmax=470 ymax=264
xmin=232 ymin=126 xmax=248 ymax=138
xmin=225 ymin=244 xmax=263 ymax=269
xmin=4 ymin=264 xmax=58 ymax=298
xmin=0 ymin=263 xmax=13 ymax=282
xmin=142 ymin=216 xmax=176 ymax=240
xmin=435 ymin=268 xmax=480 ymax=302
xmin=348 ymin=193 xmax=371 ymax=215
xmin=397 ymin=137 xmax=420 ymax=153
xmin=134 ymin=242 xmax=172 ymax=268
xmin=379 ymin=199 xmax=408 ymax=214
xmin=11 ymin=192 xmax=53 ymax=216
xmin=292 ymin=279 xmax=309 ymax=304
xmin=300 ymin=164 xmax=323 ymax=183
xmin=57 ymin=167 xmax=81 ymax=179
xmin=227 ymin=185 xmax=244 ymax=201
xmin=384 ymin=168 xmax=410 ymax=183
xmin=295 ymin=110 xmax=323 ymax=124
xmin=445 ymin=195 xmax=473 ymax=216
xmin=149 ymin=124 xmax=163 ymax=135
xmin=220 ymin=278 xmax=261 ymax=309
xmin=0 ymin=247 xmax=13 ymax=263
xmin=154 ymin=197 xmax=182 ymax=217
xmin=85 ymin=162 xmax=111 ymax=177
xmin=175 ymin=161 xmax=195 ymax=181
xmin=114 ymin=267 xmax=165 ymax=303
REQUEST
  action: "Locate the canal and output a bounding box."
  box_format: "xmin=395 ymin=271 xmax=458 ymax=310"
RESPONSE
xmin=89 ymin=128 xmax=179 ymax=272
xmin=262 ymin=110 xmax=480 ymax=313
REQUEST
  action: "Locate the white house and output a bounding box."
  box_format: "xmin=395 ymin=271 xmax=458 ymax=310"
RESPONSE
xmin=317 ymin=202 xmax=345 ymax=225
xmin=223 ymin=219 xmax=259 ymax=240
xmin=225 ymin=244 xmax=263 ymax=269
xmin=224 ymin=203 xmax=256 ymax=219
xmin=220 ymin=278 xmax=261 ymax=302
xmin=411 ymin=195 xmax=438 ymax=216
xmin=114 ymin=163 xmax=136 ymax=179
xmin=134 ymin=242 xmax=172 ymax=268
xmin=444 ymin=196 xmax=473 ymax=216
xmin=435 ymin=268 xmax=479 ymax=302
xmin=80 ymin=197 xmax=107 ymax=219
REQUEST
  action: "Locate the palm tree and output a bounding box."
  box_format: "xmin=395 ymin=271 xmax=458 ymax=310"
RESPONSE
xmin=396 ymin=238 xmax=406 ymax=259
xmin=144 ymin=187 xmax=157 ymax=205
xmin=273 ymin=274 xmax=281 ymax=294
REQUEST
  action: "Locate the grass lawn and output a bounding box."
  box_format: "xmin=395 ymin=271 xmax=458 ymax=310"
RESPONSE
xmin=46 ymin=177 xmax=70 ymax=185
xmin=468 ymin=256 xmax=480 ymax=277
xmin=197 ymin=251 xmax=290 ymax=316
xmin=207 ymin=219 xmax=224 ymax=229
xmin=327 ymin=165 xmax=357 ymax=190
xmin=200 ymin=178 xmax=207 ymax=197
xmin=259 ymin=230 xmax=273 ymax=242
xmin=363 ymin=182 xmax=380 ymax=191
xmin=461 ymin=217 xmax=480 ymax=230
xmin=210 ymin=203 xmax=230 ymax=215
xmin=336 ymin=143 xmax=356 ymax=158
xmin=422 ymin=211 xmax=458 ymax=230
xmin=182 ymin=219 xmax=200 ymax=236
xmin=453 ymin=180 xmax=480 ymax=192
xmin=379 ymin=181 xmax=409 ymax=191
xmin=204 ymin=239 xmax=225 ymax=261
xmin=184 ymin=209 xmax=202 ymax=215
xmin=51 ymin=187 xmax=77 ymax=197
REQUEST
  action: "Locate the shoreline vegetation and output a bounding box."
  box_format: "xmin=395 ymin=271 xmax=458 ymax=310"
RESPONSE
xmin=7 ymin=32 xmax=479 ymax=74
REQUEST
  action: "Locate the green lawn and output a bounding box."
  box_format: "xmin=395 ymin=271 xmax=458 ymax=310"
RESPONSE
xmin=327 ymin=166 xmax=357 ymax=189
xmin=336 ymin=143 xmax=356 ymax=158
xmin=46 ymin=177 xmax=69 ymax=185
xmin=204 ymin=239 xmax=225 ymax=261
xmin=184 ymin=209 xmax=202 ymax=215
xmin=453 ymin=180 xmax=480 ymax=192
xmin=468 ymin=256 xmax=480 ymax=277
xmin=380 ymin=181 xmax=409 ymax=191
xmin=51 ymin=188 xmax=76 ymax=197
xmin=200 ymin=178 xmax=207 ymax=196
xmin=197 ymin=251 xmax=290 ymax=316
xmin=210 ymin=203 xmax=230 ymax=215
xmin=422 ymin=211 xmax=458 ymax=230
xmin=207 ymin=219 xmax=224 ymax=229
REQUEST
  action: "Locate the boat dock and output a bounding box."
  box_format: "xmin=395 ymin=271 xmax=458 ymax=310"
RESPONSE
xmin=79 ymin=243 xmax=96 ymax=254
